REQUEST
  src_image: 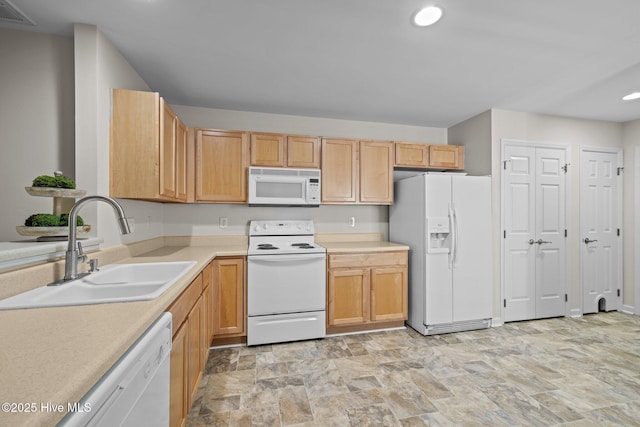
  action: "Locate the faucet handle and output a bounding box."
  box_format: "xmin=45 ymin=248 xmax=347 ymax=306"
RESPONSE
xmin=89 ymin=259 xmax=99 ymax=273
xmin=77 ymin=242 xmax=87 ymax=263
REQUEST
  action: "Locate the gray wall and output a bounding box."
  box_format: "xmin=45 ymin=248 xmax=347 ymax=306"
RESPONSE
xmin=0 ymin=29 xmax=74 ymax=241
xmin=622 ymin=118 xmax=640 ymax=315
xmin=447 ymin=110 xmax=492 ymax=176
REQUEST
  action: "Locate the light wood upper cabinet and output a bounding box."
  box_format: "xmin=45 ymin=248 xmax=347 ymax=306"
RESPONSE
xmin=394 ymin=142 xmax=429 ymax=168
xmin=196 ymin=129 xmax=249 ymax=202
xmin=250 ymin=133 xmax=286 ymax=167
xmin=322 ymin=138 xmax=359 ymax=203
xmin=286 ymin=135 xmax=320 ymax=168
xmin=359 ymin=141 xmax=394 ymax=204
xmin=212 ymin=257 xmax=246 ymax=337
xmin=429 ymin=145 xmax=464 ymax=169
xmin=111 ymin=89 xmax=188 ymax=202
xmin=321 ymin=138 xmax=393 ymax=204
xmin=176 ymin=119 xmax=188 ymax=201
xmin=250 ymin=133 xmax=320 ymax=168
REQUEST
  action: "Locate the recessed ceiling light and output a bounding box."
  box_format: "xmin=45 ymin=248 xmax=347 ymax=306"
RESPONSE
xmin=622 ymin=92 xmax=640 ymax=101
xmin=413 ymin=6 xmax=443 ymax=27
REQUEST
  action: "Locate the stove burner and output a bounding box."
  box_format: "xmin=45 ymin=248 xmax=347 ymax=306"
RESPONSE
xmin=291 ymin=243 xmax=315 ymax=249
xmin=257 ymin=243 xmax=279 ymax=250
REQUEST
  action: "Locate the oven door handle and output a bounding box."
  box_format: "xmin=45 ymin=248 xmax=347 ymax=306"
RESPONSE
xmin=248 ymin=254 xmax=326 ymax=263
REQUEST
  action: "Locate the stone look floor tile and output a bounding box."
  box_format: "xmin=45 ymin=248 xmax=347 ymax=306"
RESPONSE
xmin=186 ymin=313 xmax=640 ymax=426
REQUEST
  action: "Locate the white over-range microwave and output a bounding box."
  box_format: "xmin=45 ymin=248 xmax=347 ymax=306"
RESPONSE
xmin=248 ymin=167 xmax=321 ymax=206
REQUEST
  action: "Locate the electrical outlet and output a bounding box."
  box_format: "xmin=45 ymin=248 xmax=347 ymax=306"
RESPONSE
xmin=349 ymin=216 xmax=355 ymax=227
xmin=219 ymin=217 xmax=228 ymax=228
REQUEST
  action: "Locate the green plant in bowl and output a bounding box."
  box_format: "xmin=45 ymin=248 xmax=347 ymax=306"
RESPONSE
xmin=24 ymin=213 xmax=60 ymax=227
xmin=31 ymin=174 xmax=76 ymax=189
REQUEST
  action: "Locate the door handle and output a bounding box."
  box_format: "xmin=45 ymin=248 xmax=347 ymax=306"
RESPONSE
xmin=584 ymin=238 xmax=598 ymax=244
xmin=536 ymin=239 xmax=552 ymax=245
xmin=528 ymin=239 xmax=536 ymax=245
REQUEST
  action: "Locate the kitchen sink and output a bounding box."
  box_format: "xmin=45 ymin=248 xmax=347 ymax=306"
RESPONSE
xmin=0 ymin=261 xmax=197 ymax=310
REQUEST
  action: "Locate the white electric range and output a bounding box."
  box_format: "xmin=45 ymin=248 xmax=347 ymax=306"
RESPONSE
xmin=247 ymin=220 xmax=326 ymax=346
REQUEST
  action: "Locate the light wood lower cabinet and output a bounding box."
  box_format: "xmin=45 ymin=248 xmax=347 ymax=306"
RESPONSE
xmin=168 ymin=269 xmax=208 ymax=427
xmin=327 ymin=251 xmax=408 ymax=333
xmin=169 ymin=322 xmax=188 ymax=427
xmin=212 ymin=257 xmax=246 ymax=339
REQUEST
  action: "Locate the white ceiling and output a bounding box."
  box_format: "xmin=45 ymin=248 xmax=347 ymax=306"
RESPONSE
xmin=2 ymin=0 xmax=640 ymax=128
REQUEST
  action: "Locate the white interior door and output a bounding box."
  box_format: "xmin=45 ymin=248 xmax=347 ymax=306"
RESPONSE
xmin=580 ymin=149 xmax=621 ymax=313
xmin=503 ymin=145 xmax=536 ymax=321
xmin=503 ymin=142 xmax=567 ymax=322
xmin=534 ymin=148 xmax=566 ymax=318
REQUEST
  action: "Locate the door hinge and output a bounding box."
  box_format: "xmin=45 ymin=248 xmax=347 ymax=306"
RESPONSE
xmin=617 ymin=289 xmax=621 ymax=297
xmin=565 ymin=294 xmax=568 ymax=302
xmin=562 ymin=163 xmax=570 ymax=173
xmin=617 ymin=228 xmax=620 ymax=236
xmin=503 ymin=160 xmax=507 ymax=170
xmin=564 ymin=229 xmax=567 ymax=238
xmin=503 ymin=299 xmax=507 ymax=308
xmin=504 ymin=230 xmax=506 ymax=239
xmin=617 ymin=167 xmax=624 ymax=175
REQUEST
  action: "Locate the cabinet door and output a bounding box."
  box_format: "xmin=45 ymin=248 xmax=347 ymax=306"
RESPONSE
xmin=187 ymin=296 xmax=203 ymax=407
xmin=250 ymin=133 xmax=285 ymax=167
xmin=321 ymin=138 xmax=358 ymax=203
xmin=175 ymin=118 xmax=188 ymax=201
xmin=327 ymin=268 xmax=370 ymax=326
xmin=394 ymin=142 xmax=429 ymax=168
xmin=212 ymin=258 xmax=245 ymax=336
xmin=196 ymin=129 xmax=249 ymax=202
xmin=287 ymin=136 xmax=320 ymax=168
xmin=110 ymin=89 xmax=161 ymax=200
xmin=201 ymin=263 xmax=214 ymax=344
xmin=170 ymin=321 xmax=188 ymax=427
xmin=370 ymin=266 xmax=408 ymax=322
xmin=359 ymin=141 xmax=394 ymax=204
xmin=160 ymin=99 xmax=177 ymax=199
xmin=429 ymin=145 xmax=464 ymax=169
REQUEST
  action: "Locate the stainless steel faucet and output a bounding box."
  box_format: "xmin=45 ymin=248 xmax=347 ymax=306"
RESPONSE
xmin=54 ymin=195 xmax=131 ymax=284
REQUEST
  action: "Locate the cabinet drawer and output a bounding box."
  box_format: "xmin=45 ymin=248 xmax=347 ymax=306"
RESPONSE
xmin=167 ymin=273 xmax=203 ymax=335
xmin=328 ymin=251 xmax=407 ymax=269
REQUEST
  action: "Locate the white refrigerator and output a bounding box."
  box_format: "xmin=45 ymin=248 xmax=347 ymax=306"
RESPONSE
xmin=390 ymin=173 xmax=492 ymax=335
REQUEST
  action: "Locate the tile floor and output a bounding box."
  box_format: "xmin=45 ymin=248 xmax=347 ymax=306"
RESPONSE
xmin=186 ymin=312 xmax=640 ymax=426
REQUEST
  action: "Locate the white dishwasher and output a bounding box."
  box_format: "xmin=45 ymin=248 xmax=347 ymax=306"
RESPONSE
xmin=58 ymin=312 xmax=172 ymax=427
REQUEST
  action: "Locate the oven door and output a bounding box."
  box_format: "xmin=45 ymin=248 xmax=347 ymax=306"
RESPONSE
xmin=248 ymin=253 xmax=326 ymax=316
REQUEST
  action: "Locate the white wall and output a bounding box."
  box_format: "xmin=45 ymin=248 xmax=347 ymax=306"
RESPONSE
xmin=0 ymin=29 xmax=74 ymax=241
xmin=74 ymin=24 xmax=163 ymax=247
xmin=622 ymin=118 xmax=640 ymax=314
xmin=447 ymin=110 xmax=492 ymax=176
xmin=490 ymin=109 xmax=624 ymax=320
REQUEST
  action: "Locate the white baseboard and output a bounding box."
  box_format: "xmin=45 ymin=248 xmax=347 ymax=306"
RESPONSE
xmin=491 ymin=317 xmax=503 ymax=327
xmin=622 ymin=304 xmax=635 ymax=315
xmin=569 ymin=308 xmax=582 ymax=318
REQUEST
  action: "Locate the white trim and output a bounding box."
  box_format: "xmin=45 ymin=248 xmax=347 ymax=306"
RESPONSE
xmin=622 ymin=304 xmax=635 ymax=315
xmin=326 ymin=326 xmax=406 ymax=337
xmin=635 ymin=147 xmax=640 ymax=316
xmin=569 ymin=308 xmax=582 ymax=318
xmin=500 ymin=139 xmax=571 ymax=322
xmin=491 ymin=317 xmax=503 ymax=327
xmin=579 ymin=146 xmax=624 ymax=313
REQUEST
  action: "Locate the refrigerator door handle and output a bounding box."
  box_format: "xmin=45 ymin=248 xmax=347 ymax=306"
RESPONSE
xmin=448 ymin=203 xmax=456 ymax=269
xmin=452 ymin=204 xmax=459 ymax=267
